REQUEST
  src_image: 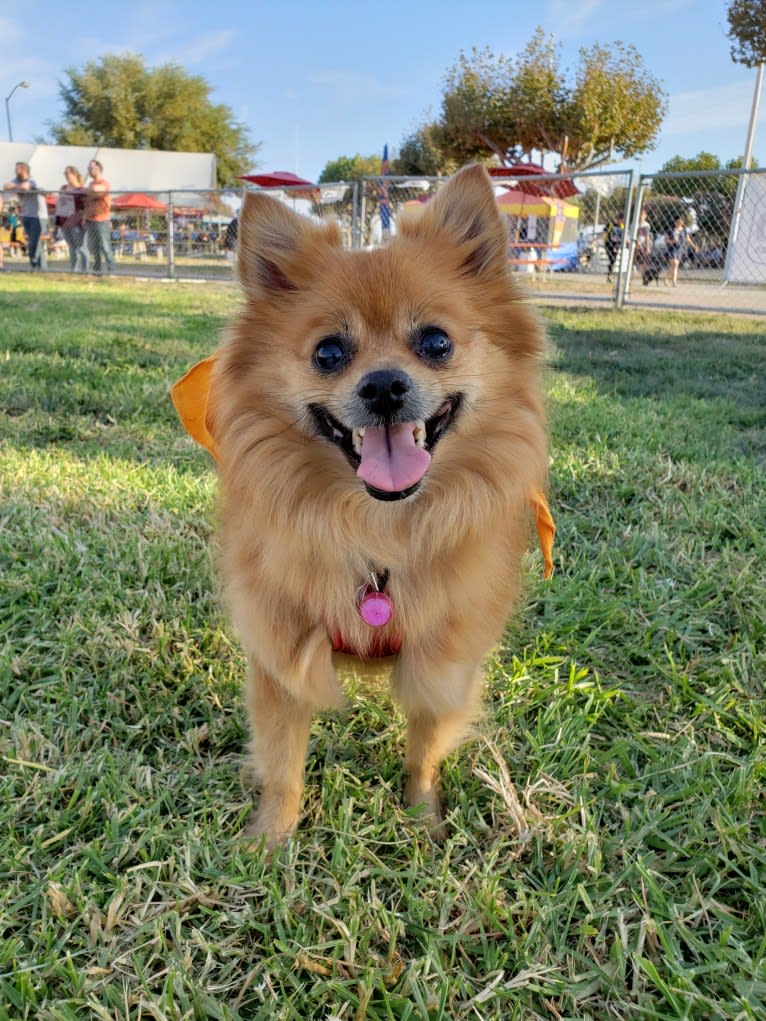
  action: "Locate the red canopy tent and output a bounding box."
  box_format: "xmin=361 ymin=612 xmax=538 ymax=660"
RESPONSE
xmin=488 ymin=163 xmax=579 ymax=199
xmin=240 ymin=171 xmax=319 ymax=201
xmin=112 ymin=192 xmax=167 ymax=212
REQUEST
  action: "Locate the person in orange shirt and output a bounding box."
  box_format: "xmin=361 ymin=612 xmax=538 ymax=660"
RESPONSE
xmin=84 ymin=159 xmax=114 ymax=274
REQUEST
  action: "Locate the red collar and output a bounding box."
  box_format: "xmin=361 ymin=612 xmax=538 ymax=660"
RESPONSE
xmin=331 ymin=630 xmax=402 ymax=658
xmin=330 ymin=566 xmax=400 ymax=658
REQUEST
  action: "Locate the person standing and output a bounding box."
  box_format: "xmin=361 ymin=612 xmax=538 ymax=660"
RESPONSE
xmin=56 ymin=166 xmax=89 ymax=273
xmin=84 ymin=159 xmax=114 ymax=275
xmin=665 ymin=216 xmax=698 ymax=287
xmin=603 ymin=218 xmax=623 ymax=283
xmin=635 ymin=211 xmax=653 ymax=271
xmin=2 ymin=162 xmax=48 ymax=271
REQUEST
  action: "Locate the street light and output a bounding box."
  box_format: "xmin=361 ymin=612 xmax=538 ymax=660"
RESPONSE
xmin=5 ymin=80 xmax=30 ymax=142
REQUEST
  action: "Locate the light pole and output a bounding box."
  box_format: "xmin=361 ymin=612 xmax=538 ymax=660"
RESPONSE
xmin=5 ymin=80 xmax=30 ymax=142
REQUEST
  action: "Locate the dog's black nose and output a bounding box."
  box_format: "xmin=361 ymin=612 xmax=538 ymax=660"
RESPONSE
xmin=357 ymin=369 xmax=411 ymax=420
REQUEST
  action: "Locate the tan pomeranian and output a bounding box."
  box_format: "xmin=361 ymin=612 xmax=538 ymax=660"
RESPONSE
xmin=173 ymin=165 xmax=549 ymax=849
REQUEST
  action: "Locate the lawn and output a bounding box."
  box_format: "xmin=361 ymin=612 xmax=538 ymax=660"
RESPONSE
xmin=1 ymin=276 xmax=764 ymax=1021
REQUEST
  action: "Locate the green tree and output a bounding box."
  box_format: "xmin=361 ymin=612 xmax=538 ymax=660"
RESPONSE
xmin=438 ymin=47 xmax=521 ymax=165
xmin=657 ymin=151 xmax=723 ymax=196
xmin=510 ymin=30 xmax=565 ymax=158
xmin=656 ymin=151 xmax=759 ymax=203
xmin=411 ymin=30 xmax=667 ymax=173
xmin=318 ymin=154 xmax=382 ymax=182
xmin=48 ymin=53 xmax=259 ymax=187
xmin=727 ymin=0 xmax=766 ymax=67
xmin=660 ymin=152 xmax=723 ymax=173
xmin=394 ymin=123 xmax=456 ymax=176
xmin=725 ymin=154 xmax=760 ymax=169
xmin=562 ymin=41 xmax=668 ymax=169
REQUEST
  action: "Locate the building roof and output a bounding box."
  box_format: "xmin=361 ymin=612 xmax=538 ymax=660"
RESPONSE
xmin=0 ymin=142 xmax=216 ymax=192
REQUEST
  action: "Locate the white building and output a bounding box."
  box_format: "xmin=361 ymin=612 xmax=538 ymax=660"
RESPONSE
xmin=0 ymin=142 xmax=216 ymax=193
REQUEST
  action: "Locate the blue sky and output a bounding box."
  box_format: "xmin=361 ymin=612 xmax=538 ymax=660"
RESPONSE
xmin=2 ymin=0 xmax=763 ymax=181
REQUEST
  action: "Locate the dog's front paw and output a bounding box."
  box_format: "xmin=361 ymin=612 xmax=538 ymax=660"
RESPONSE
xmin=404 ymin=776 xmax=447 ymax=841
xmin=241 ymin=801 xmax=300 ymax=852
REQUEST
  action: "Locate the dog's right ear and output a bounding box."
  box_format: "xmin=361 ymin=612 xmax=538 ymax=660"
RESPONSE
xmin=399 ymin=164 xmax=508 ymax=279
xmin=237 ymin=193 xmax=342 ymax=299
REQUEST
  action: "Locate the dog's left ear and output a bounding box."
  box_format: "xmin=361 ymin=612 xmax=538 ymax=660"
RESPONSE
xmin=400 ymin=164 xmax=508 ymax=277
xmin=237 ymin=192 xmax=342 ymax=300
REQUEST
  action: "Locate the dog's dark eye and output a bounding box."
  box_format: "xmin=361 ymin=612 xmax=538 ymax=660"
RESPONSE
xmin=313 ymin=337 xmax=351 ymax=373
xmin=417 ymin=329 xmax=452 ymax=363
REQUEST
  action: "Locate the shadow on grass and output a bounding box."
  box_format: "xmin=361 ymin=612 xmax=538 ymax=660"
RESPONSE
xmin=4 ymin=283 xmax=765 ymax=465
xmin=0 ymin=279 xmax=231 ymax=461
xmin=545 ymin=312 xmax=765 ymax=412
xmin=0 ymin=280 xmax=230 ymax=359
xmin=544 ymin=312 xmax=766 ymax=464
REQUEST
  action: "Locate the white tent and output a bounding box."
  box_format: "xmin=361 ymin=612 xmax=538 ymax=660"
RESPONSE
xmin=0 ymin=142 xmax=216 ymax=192
xmin=724 ymin=172 xmax=766 ymax=284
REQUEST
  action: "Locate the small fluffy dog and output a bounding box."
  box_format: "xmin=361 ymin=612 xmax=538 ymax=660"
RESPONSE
xmin=173 ymin=165 xmax=549 ymax=849
xmin=641 ymin=251 xmax=667 ymax=285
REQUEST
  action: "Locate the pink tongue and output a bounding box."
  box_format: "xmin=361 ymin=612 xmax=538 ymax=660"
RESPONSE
xmin=357 ymin=423 xmax=431 ymax=492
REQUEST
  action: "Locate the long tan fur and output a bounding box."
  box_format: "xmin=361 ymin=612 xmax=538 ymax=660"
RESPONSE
xmin=211 ymin=165 xmax=547 ymax=848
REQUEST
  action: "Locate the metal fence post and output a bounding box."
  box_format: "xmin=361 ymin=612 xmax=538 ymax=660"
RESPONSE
xmin=621 ymin=172 xmax=648 ymax=308
xmin=351 ymin=180 xmax=361 ymax=249
xmin=166 ymin=195 xmax=175 ymax=278
xmin=614 ymin=169 xmax=636 ymax=309
xmin=620 ymin=169 xmax=649 ymax=306
xmin=359 ymin=179 xmax=368 ymax=249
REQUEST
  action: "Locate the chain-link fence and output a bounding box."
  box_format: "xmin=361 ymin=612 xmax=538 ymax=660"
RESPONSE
xmin=354 ymin=168 xmax=766 ymax=314
xmin=622 ymin=167 xmax=766 ymax=313
xmin=0 ymin=184 xmax=366 ymax=280
xmin=1 ymin=189 xmax=242 ymax=281
xmin=358 ymin=169 xmax=632 ymax=250
xmin=356 ymin=169 xmax=637 ymax=308
xmin=2 ymin=170 xmax=765 ymax=314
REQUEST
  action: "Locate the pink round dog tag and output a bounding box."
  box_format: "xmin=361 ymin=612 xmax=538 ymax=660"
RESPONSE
xmin=359 ymin=590 xmax=394 ymax=628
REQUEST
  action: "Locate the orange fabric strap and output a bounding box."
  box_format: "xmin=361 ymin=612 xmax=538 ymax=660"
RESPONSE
xmin=530 ymin=489 xmax=555 ymax=580
xmin=171 ymin=356 xmax=555 ymax=577
xmin=170 ymin=356 xmax=220 ymax=462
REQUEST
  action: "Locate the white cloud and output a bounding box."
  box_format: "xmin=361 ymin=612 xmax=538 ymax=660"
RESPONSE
xmin=68 ymin=35 xmax=134 ymax=59
xmin=2 ymin=58 xmax=60 ymax=100
xmin=665 ymin=80 xmax=760 ymax=135
xmin=546 ymin=0 xmax=602 ymax=36
xmin=53 ymin=28 xmax=235 ymax=72
xmin=546 ymin=0 xmax=696 ymax=39
xmin=307 ymin=70 xmax=412 ymax=101
xmin=0 ymin=16 xmax=23 ymax=47
xmin=169 ymin=30 xmax=236 ymax=67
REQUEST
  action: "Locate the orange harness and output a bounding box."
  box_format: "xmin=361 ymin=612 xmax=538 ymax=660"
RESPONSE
xmin=171 ymin=356 xmax=557 ymax=593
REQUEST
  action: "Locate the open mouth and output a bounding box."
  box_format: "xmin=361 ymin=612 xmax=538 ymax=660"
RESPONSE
xmin=309 ymin=394 xmax=462 ymax=501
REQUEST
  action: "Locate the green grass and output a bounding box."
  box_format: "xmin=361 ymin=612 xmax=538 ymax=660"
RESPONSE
xmin=1 ymin=277 xmax=764 ymax=1020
